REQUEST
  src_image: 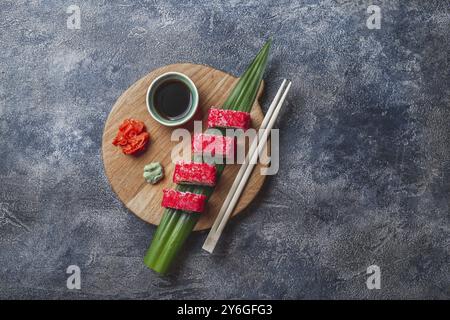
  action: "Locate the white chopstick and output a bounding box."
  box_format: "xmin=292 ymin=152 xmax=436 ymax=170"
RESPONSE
xmin=203 ymin=80 xmax=292 ymax=253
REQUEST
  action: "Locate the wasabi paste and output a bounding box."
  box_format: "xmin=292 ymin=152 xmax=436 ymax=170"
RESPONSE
xmin=143 ymin=162 xmax=164 ymax=184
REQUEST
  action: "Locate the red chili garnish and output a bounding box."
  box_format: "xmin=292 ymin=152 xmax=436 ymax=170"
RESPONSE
xmin=112 ymin=119 xmax=150 ymax=155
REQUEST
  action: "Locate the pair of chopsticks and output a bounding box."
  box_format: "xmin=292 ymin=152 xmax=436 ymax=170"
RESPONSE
xmin=202 ymin=79 xmax=292 ymax=253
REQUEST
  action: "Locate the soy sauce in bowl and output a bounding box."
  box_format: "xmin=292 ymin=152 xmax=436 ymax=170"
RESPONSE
xmin=146 ymin=72 xmax=199 ymax=127
xmin=153 ymin=80 xmax=192 ymax=120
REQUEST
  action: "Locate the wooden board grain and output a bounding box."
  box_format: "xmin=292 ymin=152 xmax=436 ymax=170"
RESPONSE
xmin=102 ymin=63 xmax=267 ymax=231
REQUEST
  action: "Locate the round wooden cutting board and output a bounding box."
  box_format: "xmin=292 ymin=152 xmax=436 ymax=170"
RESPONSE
xmin=102 ymin=63 xmax=268 ymax=231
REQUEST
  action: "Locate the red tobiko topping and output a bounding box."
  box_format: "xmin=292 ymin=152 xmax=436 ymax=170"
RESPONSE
xmin=192 ymin=133 xmax=235 ymax=159
xmin=161 ymin=189 xmax=206 ymax=213
xmin=173 ymin=161 xmax=217 ymax=187
xmin=207 ymin=108 xmax=251 ymax=130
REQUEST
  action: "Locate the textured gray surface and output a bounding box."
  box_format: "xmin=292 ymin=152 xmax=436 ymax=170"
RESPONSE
xmin=0 ymin=0 xmax=449 ymax=299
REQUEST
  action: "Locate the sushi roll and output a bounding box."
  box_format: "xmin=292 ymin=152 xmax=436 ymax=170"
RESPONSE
xmin=207 ymin=108 xmax=251 ymax=130
xmin=173 ymin=161 xmax=217 ymax=187
xmin=161 ymin=189 xmax=206 ymax=213
xmin=192 ymin=133 xmax=235 ymax=159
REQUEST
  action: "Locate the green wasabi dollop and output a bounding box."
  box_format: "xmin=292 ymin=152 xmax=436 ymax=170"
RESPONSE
xmin=143 ymin=162 xmax=164 ymax=184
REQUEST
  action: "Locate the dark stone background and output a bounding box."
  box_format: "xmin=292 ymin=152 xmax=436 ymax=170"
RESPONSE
xmin=0 ymin=0 xmax=448 ymax=299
